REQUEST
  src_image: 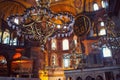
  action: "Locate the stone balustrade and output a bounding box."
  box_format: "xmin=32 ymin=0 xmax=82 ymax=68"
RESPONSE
xmin=0 ymin=77 xmax=40 ymax=80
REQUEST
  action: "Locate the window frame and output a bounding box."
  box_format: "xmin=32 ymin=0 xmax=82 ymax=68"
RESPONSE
xmin=93 ymin=2 xmax=99 ymax=11
xmin=62 ymin=39 xmax=69 ymax=50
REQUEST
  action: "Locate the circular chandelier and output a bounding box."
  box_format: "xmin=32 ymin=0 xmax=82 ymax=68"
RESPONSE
xmin=7 ymin=0 xmax=74 ymax=48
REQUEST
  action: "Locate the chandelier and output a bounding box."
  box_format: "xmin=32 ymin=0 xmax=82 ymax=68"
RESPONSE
xmin=7 ymin=0 xmax=74 ymax=48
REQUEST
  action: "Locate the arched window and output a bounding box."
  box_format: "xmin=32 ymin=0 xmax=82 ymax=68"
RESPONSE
xmin=68 ymin=77 xmax=72 ymax=80
xmin=73 ymin=35 xmax=78 ymax=47
xmin=100 ymin=21 xmax=105 ymax=26
xmin=101 ymin=0 xmax=108 ymax=8
xmin=3 ymin=30 xmax=10 ymax=44
xmin=52 ymin=55 xmax=56 ymax=65
xmin=51 ymin=39 xmax=57 ymax=50
xmin=98 ymin=21 xmax=106 ymax=36
xmin=4 ymin=37 xmax=9 ymax=44
xmin=102 ymin=45 xmax=112 ymax=57
xmin=101 ymin=0 xmax=106 ymax=8
xmin=51 ymin=54 xmax=57 ymax=66
xmin=63 ymin=54 xmax=70 ymax=68
xmin=62 ymin=39 xmax=69 ymax=50
xmin=12 ymin=37 xmax=17 ymax=45
xmin=93 ymin=3 xmax=99 ymax=11
xmin=99 ymin=28 xmax=106 ymax=36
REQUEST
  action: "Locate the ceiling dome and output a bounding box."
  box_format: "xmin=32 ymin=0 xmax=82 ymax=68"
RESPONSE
xmin=50 ymin=0 xmax=77 ymax=15
xmin=0 ymin=0 xmax=32 ymax=20
xmin=0 ymin=0 xmax=108 ymax=20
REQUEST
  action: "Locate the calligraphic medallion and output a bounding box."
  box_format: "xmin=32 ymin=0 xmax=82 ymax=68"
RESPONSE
xmin=74 ymin=15 xmax=91 ymax=37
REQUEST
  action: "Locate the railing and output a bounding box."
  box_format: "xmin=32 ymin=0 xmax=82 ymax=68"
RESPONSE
xmin=0 ymin=77 xmax=40 ymax=80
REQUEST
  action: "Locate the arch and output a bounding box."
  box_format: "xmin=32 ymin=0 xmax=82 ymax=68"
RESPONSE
xmin=86 ymin=76 xmax=93 ymax=80
xmin=0 ymin=1 xmax=27 ymax=9
xmin=73 ymin=35 xmax=78 ymax=46
xmin=2 ymin=29 xmax=10 ymax=44
xmin=96 ymin=75 xmax=103 ymax=80
xmin=93 ymin=3 xmax=99 ymax=11
xmin=62 ymin=39 xmax=69 ymax=50
xmin=102 ymin=45 xmax=112 ymax=57
xmin=101 ymin=0 xmax=108 ymax=8
xmin=12 ymin=37 xmax=17 ymax=46
xmin=58 ymin=78 xmax=61 ymax=80
xmin=51 ymin=38 xmax=57 ymax=50
xmin=67 ymin=77 xmax=72 ymax=80
xmin=101 ymin=0 xmax=106 ymax=8
xmin=10 ymin=31 xmax=18 ymax=45
xmin=63 ymin=53 xmax=70 ymax=68
xmin=51 ymin=53 xmax=58 ymax=66
xmin=116 ymin=74 xmax=120 ymax=80
xmin=0 ymin=0 xmax=32 ymax=20
xmin=76 ymin=77 xmax=82 ymax=80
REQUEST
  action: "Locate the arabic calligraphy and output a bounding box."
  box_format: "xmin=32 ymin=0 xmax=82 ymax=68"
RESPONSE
xmin=74 ymin=15 xmax=91 ymax=36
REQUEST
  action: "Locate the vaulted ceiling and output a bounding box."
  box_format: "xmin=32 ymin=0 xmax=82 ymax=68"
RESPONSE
xmin=0 ymin=0 xmax=119 ymax=20
xmin=0 ymin=0 xmax=33 ymax=20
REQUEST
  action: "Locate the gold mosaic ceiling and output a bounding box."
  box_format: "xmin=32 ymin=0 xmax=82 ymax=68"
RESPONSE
xmin=0 ymin=0 xmax=33 ymax=20
xmin=0 ymin=0 xmax=102 ymax=20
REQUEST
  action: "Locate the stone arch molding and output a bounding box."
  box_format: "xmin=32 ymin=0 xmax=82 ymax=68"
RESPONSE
xmin=76 ymin=77 xmax=82 ymax=80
